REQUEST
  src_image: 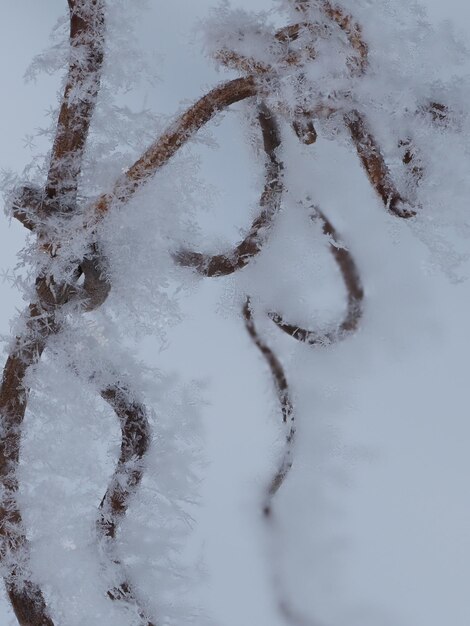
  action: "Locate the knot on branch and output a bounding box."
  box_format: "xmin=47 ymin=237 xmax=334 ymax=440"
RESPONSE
xmin=79 ymin=247 xmax=111 ymax=312
xmin=11 ymin=184 xmax=78 ymax=234
xmin=10 ymin=185 xmax=45 ymax=231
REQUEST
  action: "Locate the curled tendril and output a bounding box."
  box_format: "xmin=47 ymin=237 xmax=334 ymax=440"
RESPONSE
xmin=268 ymin=206 xmax=364 ymax=344
xmin=174 ymin=103 xmax=282 ymax=276
xmin=243 ymin=298 xmax=295 ymax=520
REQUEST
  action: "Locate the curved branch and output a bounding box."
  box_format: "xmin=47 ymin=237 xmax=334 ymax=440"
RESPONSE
xmin=0 ymin=271 xmax=83 ymax=626
xmin=0 ymin=302 xmax=58 ymax=626
xmin=174 ymin=103 xmax=282 ymax=277
xmin=268 ymin=208 xmax=364 ymax=344
xmin=94 ymin=77 xmax=258 ymax=217
xmin=213 ymin=48 xmax=316 ymax=146
xmin=97 ymin=384 xmax=154 ymax=625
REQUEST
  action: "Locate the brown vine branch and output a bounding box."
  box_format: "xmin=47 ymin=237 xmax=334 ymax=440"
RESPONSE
xmin=13 ymin=0 xmax=105 ymax=225
xmin=214 ymin=50 xmax=273 ymax=75
xmin=97 ymin=384 xmax=154 ymax=626
xmin=268 ymin=208 xmax=364 ymax=343
xmin=0 ymin=297 xmax=62 ymax=626
xmin=45 ymin=0 xmax=105 ymax=211
xmin=292 ymin=0 xmax=368 ymax=75
xmin=320 ymin=1 xmax=368 ymax=75
xmin=94 ymin=77 xmax=258 ymax=217
xmin=207 ymin=8 xmax=408 ymax=224
xmin=344 ymin=110 xmax=416 ymax=218
xmin=174 ymin=103 xmax=282 ymax=276
xmin=0 ymin=1 xmax=106 ymax=623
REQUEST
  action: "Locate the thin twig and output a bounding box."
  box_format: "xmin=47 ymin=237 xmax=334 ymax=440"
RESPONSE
xmin=214 ymin=50 xmax=272 ymax=75
xmin=243 ymin=299 xmax=321 ymax=625
xmin=93 ymin=77 xmax=258 ymax=217
xmin=320 ymin=1 xmax=368 ymax=76
xmin=0 ymin=298 xmax=62 ymax=626
xmin=243 ymin=298 xmax=294 ymax=519
xmin=45 ymin=0 xmax=105 ymax=212
xmin=97 ymin=384 xmax=155 ymax=626
xmin=174 ymin=103 xmax=282 ymax=276
xmin=269 ymin=208 xmax=364 ymax=343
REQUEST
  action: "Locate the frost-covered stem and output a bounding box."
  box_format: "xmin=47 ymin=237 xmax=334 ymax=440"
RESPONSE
xmin=0 ymin=1 xmax=106 ymax=621
xmin=0 ymin=298 xmax=59 ymax=626
xmin=97 ymin=385 xmax=154 ymax=625
xmin=320 ymin=1 xmax=368 ymax=75
xmin=344 ymin=110 xmax=416 ymax=218
xmin=94 ymin=77 xmax=258 ymax=217
xmin=269 ymin=208 xmax=364 ymax=343
xmin=214 ymin=50 xmax=272 ymax=75
xmin=174 ymin=103 xmax=282 ymax=276
xmin=0 ymin=273 xmax=79 ymax=626
xmin=45 ymin=0 xmax=105 ymax=212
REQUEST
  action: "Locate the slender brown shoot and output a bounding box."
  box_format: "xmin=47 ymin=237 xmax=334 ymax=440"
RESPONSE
xmin=174 ymin=103 xmax=282 ymax=276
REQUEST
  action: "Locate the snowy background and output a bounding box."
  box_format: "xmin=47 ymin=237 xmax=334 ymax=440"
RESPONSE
xmin=1 ymin=1 xmax=470 ymax=625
